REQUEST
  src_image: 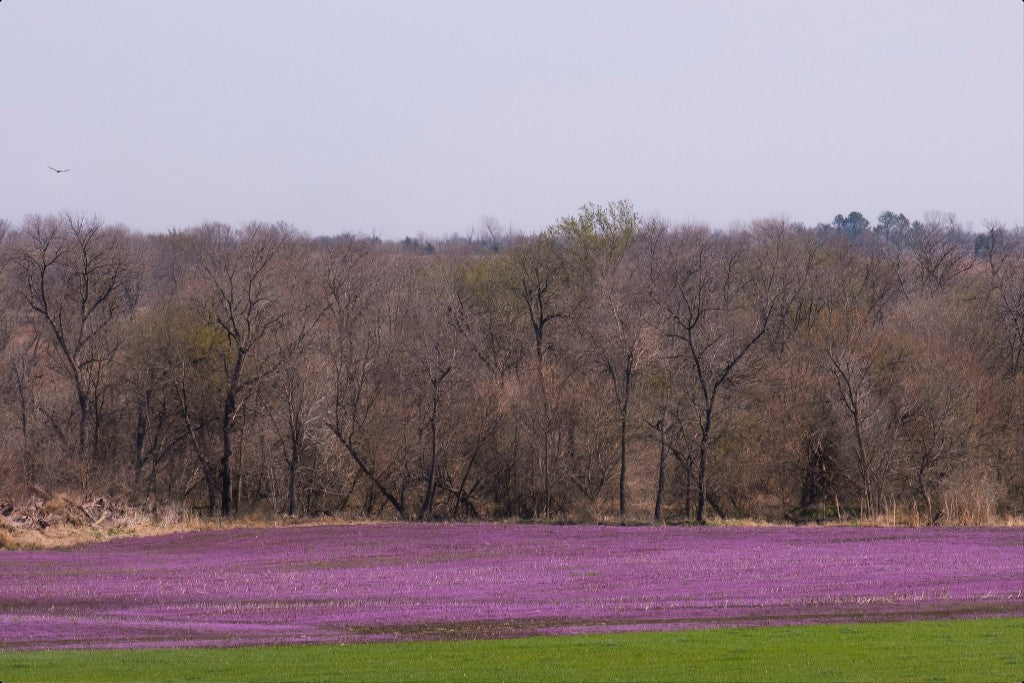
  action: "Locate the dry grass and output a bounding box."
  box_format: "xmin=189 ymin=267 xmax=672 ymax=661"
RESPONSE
xmin=812 ymin=505 xmax=1023 ymax=529
xmin=0 ymin=514 xmax=372 ymax=550
xmin=2 ymin=495 xmax=1021 ymax=551
xmin=0 ymin=525 xmax=15 ymax=550
xmin=0 ymin=494 xmax=368 ymax=550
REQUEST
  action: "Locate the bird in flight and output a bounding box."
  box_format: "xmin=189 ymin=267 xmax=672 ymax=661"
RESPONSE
xmin=47 ymin=166 xmax=70 ymax=174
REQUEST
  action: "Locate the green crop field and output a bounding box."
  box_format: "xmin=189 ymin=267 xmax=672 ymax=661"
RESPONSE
xmin=1 ymin=618 xmax=1021 ymax=683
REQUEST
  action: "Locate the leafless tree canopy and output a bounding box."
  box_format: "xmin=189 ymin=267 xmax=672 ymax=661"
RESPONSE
xmin=0 ymin=206 xmax=1020 ymax=523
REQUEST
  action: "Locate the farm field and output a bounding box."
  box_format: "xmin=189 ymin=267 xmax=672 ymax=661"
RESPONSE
xmin=2 ymin=618 xmax=1022 ymax=682
xmin=0 ymin=523 xmax=1021 ymax=650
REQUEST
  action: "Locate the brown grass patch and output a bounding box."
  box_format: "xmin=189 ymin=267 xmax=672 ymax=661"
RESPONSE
xmin=0 ymin=494 xmax=379 ymax=550
xmin=2 ymin=493 xmax=1020 ymax=551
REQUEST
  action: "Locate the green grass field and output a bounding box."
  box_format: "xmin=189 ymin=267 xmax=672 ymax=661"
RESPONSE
xmin=1 ymin=618 xmax=1021 ymax=683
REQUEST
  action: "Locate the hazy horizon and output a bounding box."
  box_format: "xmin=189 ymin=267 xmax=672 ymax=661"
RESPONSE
xmin=2 ymin=1 xmax=1021 ymax=237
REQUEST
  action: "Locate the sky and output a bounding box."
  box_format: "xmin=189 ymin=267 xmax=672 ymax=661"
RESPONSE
xmin=1 ymin=1 xmax=1021 ymax=238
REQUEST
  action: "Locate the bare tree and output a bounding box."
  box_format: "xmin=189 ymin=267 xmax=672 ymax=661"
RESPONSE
xmin=400 ymin=263 xmax=463 ymax=520
xmin=504 ymin=235 xmax=572 ymax=516
xmin=266 ymin=346 xmax=328 ymax=516
xmin=0 ymin=219 xmax=12 ymax=354
xmin=581 ymin=256 xmax=650 ymax=520
xmin=650 ymin=222 xmax=794 ymax=523
xmin=323 ymin=241 xmax=410 ymax=517
xmin=0 ymin=207 xmax=1020 ymax=524
xmin=820 ymin=323 xmax=902 ymax=516
xmin=188 ymin=222 xmax=295 ymax=515
xmin=557 ymin=202 xmax=643 ymax=520
xmin=908 ymin=212 xmax=972 ymax=292
xmin=12 ymin=213 xmax=138 ymax=463
xmin=979 ymin=223 xmax=1024 ymax=376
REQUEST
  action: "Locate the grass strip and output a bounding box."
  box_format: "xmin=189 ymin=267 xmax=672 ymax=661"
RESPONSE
xmin=0 ymin=617 xmax=1021 ymax=682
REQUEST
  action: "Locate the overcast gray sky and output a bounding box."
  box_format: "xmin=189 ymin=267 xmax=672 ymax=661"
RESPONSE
xmin=1 ymin=1 xmax=1021 ymax=237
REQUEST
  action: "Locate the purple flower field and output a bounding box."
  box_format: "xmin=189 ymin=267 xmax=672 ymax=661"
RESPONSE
xmin=1 ymin=524 xmax=1021 ymax=650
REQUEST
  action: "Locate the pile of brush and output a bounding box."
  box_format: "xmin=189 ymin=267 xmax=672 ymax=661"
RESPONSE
xmin=0 ymin=492 xmax=148 ymax=549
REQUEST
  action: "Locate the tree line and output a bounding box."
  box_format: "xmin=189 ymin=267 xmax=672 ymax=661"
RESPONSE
xmin=0 ymin=204 xmax=1020 ymax=524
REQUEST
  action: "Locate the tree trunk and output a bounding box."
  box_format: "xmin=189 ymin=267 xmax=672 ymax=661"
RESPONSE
xmin=287 ymin=451 xmax=298 ymax=517
xmin=617 ymin=361 xmax=634 ymax=523
xmin=133 ymin=410 xmax=147 ymax=493
xmin=76 ymin=386 xmax=88 ymax=459
xmin=220 ymin=387 xmax=235 ymax=517
xmin=654 ymin=419 xmax=667 ymax=523
xmin=685 ymin=452 xmax=692 ymax=520
xmin=618 ymin=410 xmax=628 ymax=521
xmin=420 ymin=390 xmax=440 ymax=520
xmin=334 ymin=430 xmax=406 ymax=517
xmin=696 ymin=412 xmax=712 ymax=524
xmin=220 ymin=352 xmax=245 ymax=517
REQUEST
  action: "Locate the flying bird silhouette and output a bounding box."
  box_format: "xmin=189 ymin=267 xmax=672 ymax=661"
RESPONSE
xmin=47 ymin=166 xmax=70 ymax=174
